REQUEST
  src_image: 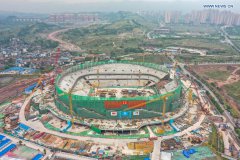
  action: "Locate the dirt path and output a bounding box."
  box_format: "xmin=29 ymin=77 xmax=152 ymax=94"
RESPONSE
xmin=47 ymin=28 xmax=82 ymax=52
xmin=218 ymin=66 xmax=240 ymax=87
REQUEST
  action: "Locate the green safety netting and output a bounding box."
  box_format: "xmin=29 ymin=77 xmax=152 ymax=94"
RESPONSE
xmin=54 ymin=61 xmax=183 ymax=119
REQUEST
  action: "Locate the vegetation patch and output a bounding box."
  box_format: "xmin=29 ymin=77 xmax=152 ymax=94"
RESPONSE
xmin=203 ymin=70 xmax=231 ymax=81
xmin=132 ymin=54 xmax=171 ymax=65
xmin=223 ymin=81 xmax=240 ymax=103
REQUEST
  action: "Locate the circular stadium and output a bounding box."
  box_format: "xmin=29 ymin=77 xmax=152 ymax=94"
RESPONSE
xmin=54 ymin=61 xmax=182 ymax=120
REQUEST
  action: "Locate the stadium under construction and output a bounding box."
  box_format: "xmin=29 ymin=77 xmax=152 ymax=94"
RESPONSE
xmin=54 ymin=61 xmax=183 ymax=120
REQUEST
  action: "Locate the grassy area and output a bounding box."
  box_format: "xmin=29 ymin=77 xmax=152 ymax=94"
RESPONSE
xmin=62 ymin=15 xmax=150 ymax=56
xmin=203 ymin=70 xmax=231 ymax=81
xmin=132 ymin=54 xmax=172 ymax=65
xmin=173 ymin=38 xmax=235 ymax=54
xmin=223 ymin=81 xmax=240 ymax=103
xmin=176 ymin=55 xmax=240 ymax=63
xmin=208 ymin=124 xmax=224 ymax=153
xmin=167 ymin=24 xmax=219 ymax=35
xmin=233 ymin=40 xmax=240 ymax=48
xmin=235 ymin=128 xmax=240 ymax=139
xmin=62 ymin=24 xmax=145 ymax=56
xmin=0 ymin=22 xmax=59 ymax=49
xmin=149 ymin=24 xmax=236 ymax=56
xmin=225 ymin=26 xmax=240 ymax=37
xmin=63 ymin=17 xmax=238 ymax=57
xmin=143 ymin=37 xmax=237 ymax=55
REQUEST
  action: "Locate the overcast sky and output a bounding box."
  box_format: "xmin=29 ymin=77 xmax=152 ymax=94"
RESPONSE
xmin=0 ymin=0 xmax=239 ymax=13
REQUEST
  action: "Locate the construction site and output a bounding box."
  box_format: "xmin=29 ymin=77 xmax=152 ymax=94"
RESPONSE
xmin=1 ymin=55 xmax=239 ymax=159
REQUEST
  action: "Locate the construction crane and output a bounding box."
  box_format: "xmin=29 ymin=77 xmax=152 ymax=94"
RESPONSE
xmin=187 ymin=89 xmax=193 ymax=124
xmin=29 ymin=75 xmax=45 ymax=97
xmin=124 ymin=92 xmax=174 ymax=133
xmin=50 ymin=48 xmax=61 ymax=85
xmin=157 ymin=93 xmax=174 ymax=134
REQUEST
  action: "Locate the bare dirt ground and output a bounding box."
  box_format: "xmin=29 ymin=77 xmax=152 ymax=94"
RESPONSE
xmin=218 ymin=66 xmax=240 ymax=87
xmin=190 ymin=64 xmax=240 ymax=115
xmin=0 ymin=77 xmax=39 ymax=103
xmin=191 ymin=65 xmax=240 ymax=86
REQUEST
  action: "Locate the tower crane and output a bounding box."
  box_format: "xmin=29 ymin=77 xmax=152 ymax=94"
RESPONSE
xmin=157 ymin=93 xmax=174 ymax=134
xmin=50 ymin=48 xmax=61 ymax=85
xmin=29 ymin=75 xmax=45 ymax=97
xmin=65 ymin=77 xmax=87 ymax=129
xmin=187 ymin=89 xmax=193 ymax=124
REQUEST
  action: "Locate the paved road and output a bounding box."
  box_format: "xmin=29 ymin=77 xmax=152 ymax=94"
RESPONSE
xmin=48 ymin=28 xmax=82 ymax=52
xmin=55 ymin=152 xmax=97 ymax=160
xmin=19 ymin=91 xmax=138 ymax=145
xmin=161 ymin=115 xmax=206 ymax=140
xmin=151 ymin=140 xmax=161 ymax=160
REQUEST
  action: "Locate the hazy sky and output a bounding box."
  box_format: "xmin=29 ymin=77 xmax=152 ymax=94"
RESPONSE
xmin=0 ymin=0 xmax=239 ymax=13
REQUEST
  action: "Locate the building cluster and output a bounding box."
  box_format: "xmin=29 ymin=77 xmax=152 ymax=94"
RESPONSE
xmin=13 ymin=17 xmax=41 ymax=23
xmin=164 ymin=11 xmax=181 ymax=24
xmin=47 ymin=13 xmax=99 ymax=24
xmin=138 ymin=10 xmax=240 ymax=26
xmin=184 ymin=10 xmax=240 ymax=26
xmin=0 ymin=38 xmax=55 ymax=69
xmin=8 ymin=13 xmax=99 ymax=24
xmin=0 ymin=37 xmax=109 ymax=71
